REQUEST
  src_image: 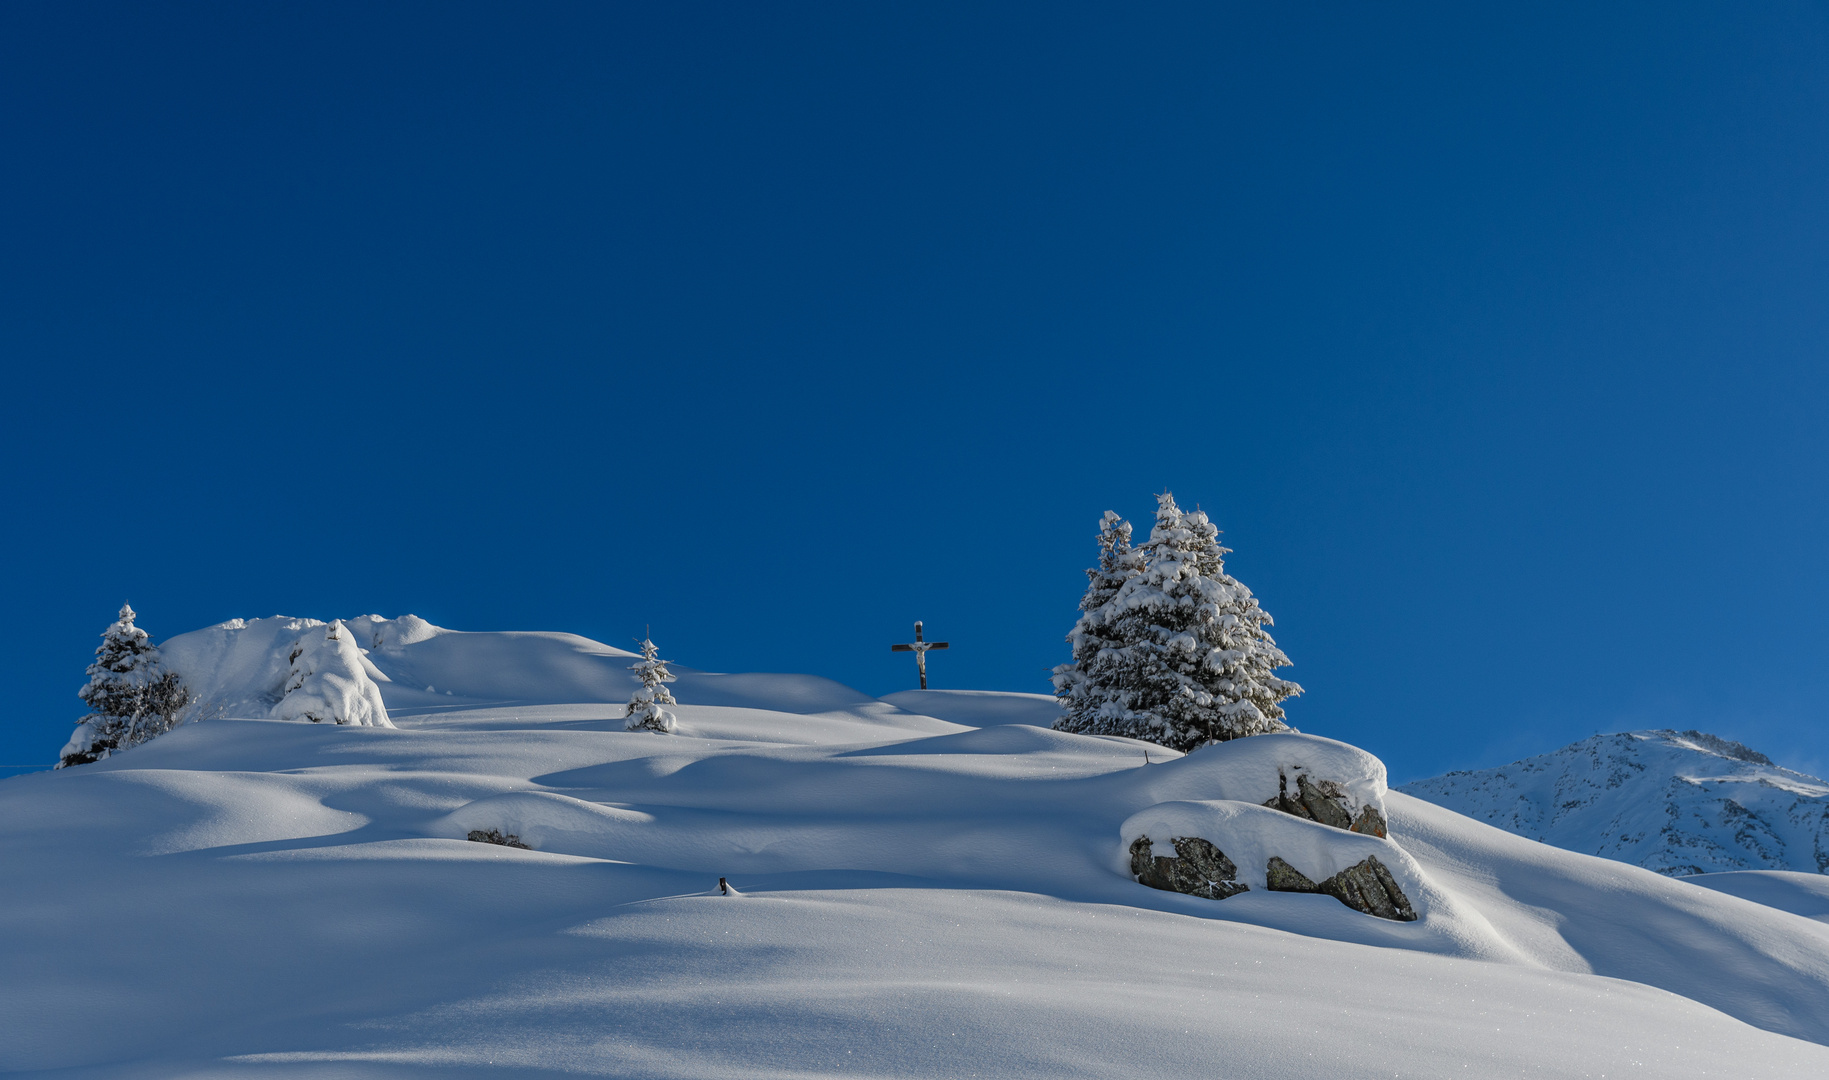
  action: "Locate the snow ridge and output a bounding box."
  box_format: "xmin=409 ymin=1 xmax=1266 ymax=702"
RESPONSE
xmin=1400 ymin=729 xmax=1829 ymax=875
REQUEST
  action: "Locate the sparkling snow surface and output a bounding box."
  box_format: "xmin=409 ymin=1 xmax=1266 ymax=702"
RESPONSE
xmin=1399 ymin=729 xmax=1829 ymax=875
xmin=6 ymin=622 xmax=1829 ymax=1077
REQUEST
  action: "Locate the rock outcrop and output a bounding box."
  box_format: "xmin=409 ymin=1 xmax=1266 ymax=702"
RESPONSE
xmin=1129 ymin=835 xmax=1249 ymax=900
xmin=1264 ymin=771 xmax=1387 ymax=838
xmin=1264 ymin=854 xmax=1417 ymax=921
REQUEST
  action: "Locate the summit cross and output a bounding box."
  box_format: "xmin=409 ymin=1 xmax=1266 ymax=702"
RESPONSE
xmin=890 ymin=621 xmax=949 ymax=690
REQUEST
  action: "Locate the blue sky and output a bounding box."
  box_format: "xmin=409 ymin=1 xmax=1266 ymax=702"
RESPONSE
xmin=4 ymin=2 xmax=1828 ymax=783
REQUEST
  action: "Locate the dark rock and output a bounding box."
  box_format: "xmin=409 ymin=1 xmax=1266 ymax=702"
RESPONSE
xmin=1265 ymin=855 xmax=1319 ymax=892
xmin=1297 ymin=775 xmax=1354 ymax=830
xmin=1130 ymin=835 xmax=1250 ymax=901
xmin=1349 ymin=804 xmax=1388 ymax=839
xmin=1319 ymin=855 xmax=1416 ymax=921
xmin=1265 ymin=854 xmax=1417 ymax=921
xmin=1265 ymin=770 xmax=1315 ymax=821
xmin=1264 ymin=770 xmax=1363 ymax=832
xmin=467 ymin=828 xmax=530 ymax=849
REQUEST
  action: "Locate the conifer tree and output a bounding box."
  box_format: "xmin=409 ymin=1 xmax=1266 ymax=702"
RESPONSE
xmin=271 ymin=620 xmax=394 ymax=727
xmin=1089 ymin=493 xmax=1301 ymax=751
xmin=625 ymin=637 xmax=679 ymax=734
xmin=1052 ymin=511 xmax=1141 ymax=734
xmin=58 ymin=604 xmax=192 ymax=768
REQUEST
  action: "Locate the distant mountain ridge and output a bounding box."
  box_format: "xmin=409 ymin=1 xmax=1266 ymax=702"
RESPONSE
xmin=1399 ymin=730 xmax=1829 ymax=876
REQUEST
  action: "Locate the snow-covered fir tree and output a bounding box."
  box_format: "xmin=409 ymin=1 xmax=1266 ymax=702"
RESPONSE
xmin=1063 ymin=493 xmax=1301 ymax=752
xmin=625 ymin=637 xmax=679 ymax=734
xmin=1051 ymin=511 xmax=1142 ymax=734
xmin=59 ymin=604 xmax=193 ymax=768
xmin=271 ymin=620 xmax=394 ymax=727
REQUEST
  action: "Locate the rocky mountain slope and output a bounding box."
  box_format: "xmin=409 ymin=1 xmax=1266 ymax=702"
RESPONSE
xmin=1399 ymin=729 xmax=1829 ymax=876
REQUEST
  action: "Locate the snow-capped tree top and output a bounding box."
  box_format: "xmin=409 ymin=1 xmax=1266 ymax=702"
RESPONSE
xmin=1079 ymin=511 xmax=1138 ymax=611
xmin=101 ymin=602 xmax=150 ymax=650
xmin=1109 ymin=493 xmax=1245 ymax=619
xmin=630 ymin=638 xmax=677 ymax=688
xmin=82 ymin=601 xmax=165 ymax=697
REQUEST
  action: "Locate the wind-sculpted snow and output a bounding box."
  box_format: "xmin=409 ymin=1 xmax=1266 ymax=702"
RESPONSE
xmin=1389 ymin=791 xmax=1829 ymax=1049
xmin=1400 ymin=729 xmax=1829 ymax=875
xmin=1686 ymin=870 xmax=1829 ymax=923
xmin=8 ymin=637 xmax=1829 ymax=1076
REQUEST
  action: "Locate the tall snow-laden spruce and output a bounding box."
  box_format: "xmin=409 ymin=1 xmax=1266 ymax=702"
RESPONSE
xmin=1052 ymin=511 xmax=1141 ymax=734
xmin=1074 ymin=493 xmax=1302 ymax=751
xmin=625 ymin=637 xmax=679 ymax=734
xmin=59 ymin=604 xmax=193 ymax=768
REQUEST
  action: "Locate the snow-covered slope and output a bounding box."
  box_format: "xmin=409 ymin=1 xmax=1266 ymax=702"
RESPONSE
xmin=6 ymin=621 xmax=1829 ymax=1078
xmin=1399 ymin=729 xmax=1829 ymax=875
xmin=1687 ymin=870 xmax=1829 ymax=924
xmin=880 ymin=687 xmax=1063 ymax=727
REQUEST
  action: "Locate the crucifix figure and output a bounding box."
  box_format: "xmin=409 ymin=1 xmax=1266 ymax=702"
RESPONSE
xmin=890 ymin=621 xmax=949 ymax=690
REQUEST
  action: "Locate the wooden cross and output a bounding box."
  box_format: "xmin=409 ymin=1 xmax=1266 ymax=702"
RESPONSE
xmin=890 ymin=621 xmax=949 ymax=689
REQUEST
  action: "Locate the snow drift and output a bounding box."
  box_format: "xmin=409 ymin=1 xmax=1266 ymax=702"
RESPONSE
xmin=11 ymin=618 xmax=1829 ymax=1078
xmin=159 ymin=614 xmax=396 ymax=724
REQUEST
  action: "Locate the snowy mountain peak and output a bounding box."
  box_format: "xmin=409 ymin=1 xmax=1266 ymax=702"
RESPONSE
xmin=1399 ymin=729 xmax=1829 ymax=876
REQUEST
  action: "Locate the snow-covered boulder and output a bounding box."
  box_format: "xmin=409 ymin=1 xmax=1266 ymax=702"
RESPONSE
xmin=1114 ymin=734 xmax=1420 ymax=920
xmin=1121 ymin=800 xmax=1424 ymax=921
xmin=271 ymin=621 xmax=392 ymax=727
xmin=1128 ymin=732 xmax=1388 ymax=834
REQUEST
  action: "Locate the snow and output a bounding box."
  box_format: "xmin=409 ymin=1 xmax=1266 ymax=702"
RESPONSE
xmin=1686 ymin=870 xmax=1829 ymax=924
xmin=7 ymin=617 xmax=1829 ymax=1076
xmin=1128 ymin=729 xmax=1386 ymax=820
xmin=270 ymin=620 xmax=393 ymax=727
xmin=1399 ymin=729 xmax=1829 ymax=874
xmin=880 ymin=688 xmax=1062 ymax=727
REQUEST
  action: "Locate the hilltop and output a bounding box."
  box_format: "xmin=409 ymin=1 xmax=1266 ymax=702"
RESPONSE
xmin=5 ymin=617 xmax=1829 ymax=1078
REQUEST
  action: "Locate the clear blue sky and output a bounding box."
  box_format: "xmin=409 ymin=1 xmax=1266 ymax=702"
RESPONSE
xmin=5 ymin=2 xmax=1828 ymax=783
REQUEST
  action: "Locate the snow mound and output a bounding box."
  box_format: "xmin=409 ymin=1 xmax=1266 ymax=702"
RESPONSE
xmin=438 ymin=790 xmax=656 ymax=855
xmin=1121 ymin=799 xmax=1427 ymax=898
xmin=1127 ymin=731 xmax=1385 ymax=823
xmin=344 ymin=612 xmax=441 ymax=652
xmin=1400 ymin=729 xmax=1829 ymax=875
xmin=159 ymin=616 xmax=392 ymax=727
xmin=160 ymin=616 xmax=343 ymax=718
